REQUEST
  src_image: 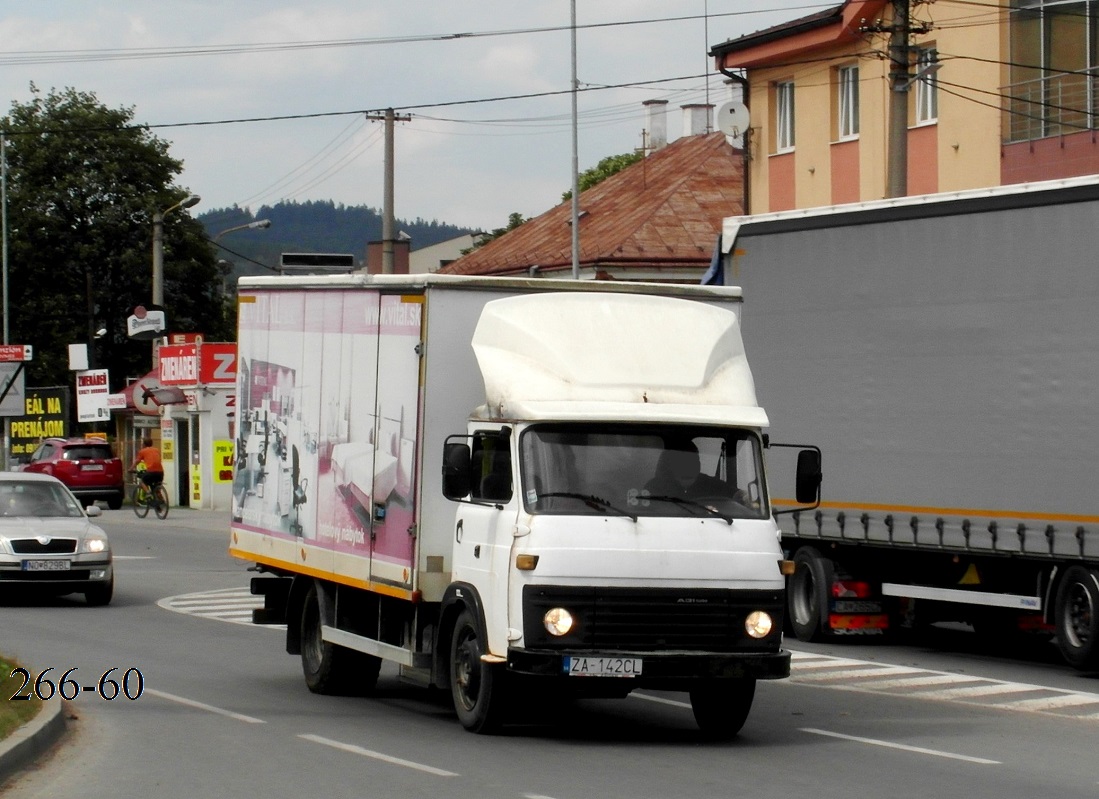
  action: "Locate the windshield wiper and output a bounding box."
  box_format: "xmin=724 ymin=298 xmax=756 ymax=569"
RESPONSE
xmin=644 ymin=495 xmax=734 ymax=524
xmin=537 ymin=492 xmax=637 ymax=521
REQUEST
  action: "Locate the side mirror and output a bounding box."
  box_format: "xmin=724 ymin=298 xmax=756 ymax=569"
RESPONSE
xmin=795 ymin=449 xmax=822 ymax=504
xmin=442 ymin=441 xmax=472 ymax=500
xmin=85 ymin=504 xmax=103 ymax=517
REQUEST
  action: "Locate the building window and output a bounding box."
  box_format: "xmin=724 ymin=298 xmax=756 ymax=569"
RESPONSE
xmin=1005 ymin=0 xmax=1096 ymax=142
xmin=775 ymin=81 xmax=795 ymax=152
xmin=914 ymin=47 xmax=938 ymax=124
xmin=836 ymin=65 xmax=860 ymax=139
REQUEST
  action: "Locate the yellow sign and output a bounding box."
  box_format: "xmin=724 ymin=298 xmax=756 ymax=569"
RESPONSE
xmin=214 ymin=440 xmax=234 ymax=483
xmin=162 ymin=440 xmax=174 ymax=460
xmin=191 ymin=466 xmax=202 ymax=504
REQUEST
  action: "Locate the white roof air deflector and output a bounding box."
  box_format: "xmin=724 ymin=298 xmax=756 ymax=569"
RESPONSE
xmin=471 ymin=292 xmax=767 ymax=426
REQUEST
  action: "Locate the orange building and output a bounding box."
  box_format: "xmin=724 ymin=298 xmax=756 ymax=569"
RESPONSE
xmin=710 ymin=0 xmax=1099 ymax=213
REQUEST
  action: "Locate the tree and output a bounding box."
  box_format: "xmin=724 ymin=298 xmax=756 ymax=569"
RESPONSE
xmin=463 ymin=212 xmax=526 ymax=253
xmin=561 ymin=151 xmax=644 ymax=201
xmin=1 ymin=85 xmax=233 ymax=392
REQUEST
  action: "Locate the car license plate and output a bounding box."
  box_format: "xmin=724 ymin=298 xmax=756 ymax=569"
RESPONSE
xmin=563 ymin=656 xmax=642 ymax=677
xmin=22 ymin=560 xmax=71 ymax=572
xmin=81 ymin=464 xmax=105 ymax=471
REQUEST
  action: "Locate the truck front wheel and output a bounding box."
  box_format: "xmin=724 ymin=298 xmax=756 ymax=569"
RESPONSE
xmin=449 ymin=608 xmax=507 ymax=733
xmin=301 ymin=584 xmax=381 ymax=694
xmin=689 ymin=679 xmax=756 ymax=739
xmin=789 ymin=547 xmax=833 ymax=642
xmin=1055 ymin=566 xmax=1099 ymax=671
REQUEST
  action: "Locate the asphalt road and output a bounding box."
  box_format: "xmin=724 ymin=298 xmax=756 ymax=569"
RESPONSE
xmin=2 ymin=507 xmax=1098 ymax=798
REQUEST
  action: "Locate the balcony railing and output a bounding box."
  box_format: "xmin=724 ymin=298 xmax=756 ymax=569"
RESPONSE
xmin=1002 ymin=69 xmax=1098 ymax=143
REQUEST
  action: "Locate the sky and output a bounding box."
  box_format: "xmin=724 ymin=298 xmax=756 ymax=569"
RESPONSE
xmin=0 ymin=1 xmax=821 ymax=233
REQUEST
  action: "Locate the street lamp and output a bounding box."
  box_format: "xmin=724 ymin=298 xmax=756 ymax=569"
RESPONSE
xmin=152 ymin=194 xmax=201 ymax=307
xmin=213 ymin=218 xmax=271 ymax=242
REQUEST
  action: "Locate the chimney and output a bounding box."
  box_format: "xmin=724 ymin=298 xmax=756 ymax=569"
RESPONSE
xmin=681 ymin=103 xmax=714 ymax=136
xmin=643 ymin=99 xmax=669 ymax=151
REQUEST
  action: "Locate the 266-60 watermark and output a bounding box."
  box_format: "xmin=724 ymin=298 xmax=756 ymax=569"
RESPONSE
xmin=8 ymin=667 xmax=144 ymax=701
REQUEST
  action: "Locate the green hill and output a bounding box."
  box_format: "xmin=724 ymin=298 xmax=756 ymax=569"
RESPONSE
xmin=200 ymin=200 xmax=472 ymax=279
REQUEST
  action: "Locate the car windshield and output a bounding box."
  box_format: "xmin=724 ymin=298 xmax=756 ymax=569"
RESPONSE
xmin=0 ymin=482 xmax=85 ymax=518
xmin=519 ymin=423 xmax=769 ymax=521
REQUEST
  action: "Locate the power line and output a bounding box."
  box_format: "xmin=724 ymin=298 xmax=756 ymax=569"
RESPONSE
xmin=0 ymin=5 xmax=834 ymax=67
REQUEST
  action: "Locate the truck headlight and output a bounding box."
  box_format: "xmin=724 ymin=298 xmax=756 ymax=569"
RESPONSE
xmin=745 ymin=611 xmax=773 ymax=639
xmin=543 ymin=607 xmax=574 ymax=636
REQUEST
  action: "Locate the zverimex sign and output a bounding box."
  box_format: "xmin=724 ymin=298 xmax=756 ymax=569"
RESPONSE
xmin=159 ymin=342 xmax=237 ymax=386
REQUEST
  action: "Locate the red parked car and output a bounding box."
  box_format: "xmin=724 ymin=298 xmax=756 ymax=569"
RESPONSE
xmin=22 ymin=438 xmax=125 ymax=510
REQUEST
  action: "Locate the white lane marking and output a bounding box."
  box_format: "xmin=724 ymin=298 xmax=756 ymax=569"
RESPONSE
xmin=113 ymin=555 xmax=157 ymax=560
xmin=158 ymin=587 xmax=284 ymax=629
xmin=801 ymin=727 xmax=1001 ymax=765
xmin=630 ymin=692 xmax=690 ymax=709
xmin=792 ymin=666 xmax=924 ymax=682
xmin=146 ymin=688 xmax=266 ymax=724
xmin=298 ymin=734 xmax=458 ymax=777
xmin=990 ymin=693 xmax=1099 ymax=712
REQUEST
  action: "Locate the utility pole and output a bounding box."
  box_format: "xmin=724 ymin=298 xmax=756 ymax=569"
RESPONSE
xmin=366 ymin=109 xmax=411 ymax=274
xmin=863 ymin=0 xmax=930 ymax=198
xmin=886 ymin=0 xmax=911 ymax=199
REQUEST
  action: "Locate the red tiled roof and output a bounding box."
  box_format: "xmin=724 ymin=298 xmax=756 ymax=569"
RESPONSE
xmin=441 ymin=132 xmax=744 ymax=277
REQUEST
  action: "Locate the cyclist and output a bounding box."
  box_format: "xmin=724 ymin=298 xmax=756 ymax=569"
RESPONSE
xmin=130 ymin=438 xmax=164 ymax=490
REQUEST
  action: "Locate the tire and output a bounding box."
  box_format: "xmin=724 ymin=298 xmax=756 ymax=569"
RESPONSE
xmin=449 ymin=608 xmax=508 ymax=733
xmin=85 ymin=575 xmax=114 ymax=607
xmin=300 ymin=584 xmax=381 ymax=694
xmin=1055 ymin=565 xmax=1099 ymax=671
xmin=788 ymin=546 xmax=834 ymax=642
xmin=131 ymin=484 xmax=150 ymax=518
xmin=107 ymin=495 xmax=123 ymax=511
xmin=153 ymin=485 xmax=170 ymax=519
xmin=689 ymin=679 xmax=756 ymax=739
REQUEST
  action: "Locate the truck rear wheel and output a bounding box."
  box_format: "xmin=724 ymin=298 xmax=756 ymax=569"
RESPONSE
xmin=689 ymin=679 xmax=756 ymax=739
xmin=449 ymin=608 xmax=508 ymax=733
xmin=788 ymin=547 xmax=833 ymax=642
xmin=300 ymin=584 xmax=381 ymax=694
xmin=1055 ymin=566 xmax=1099 ymax=671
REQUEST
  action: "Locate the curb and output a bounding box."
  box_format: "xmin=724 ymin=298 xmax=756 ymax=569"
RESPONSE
xmin=0 ymin=698 xmax=65 ymax=786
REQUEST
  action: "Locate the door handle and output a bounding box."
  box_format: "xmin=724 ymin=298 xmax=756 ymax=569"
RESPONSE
xmin=455 ymin=518 xmax=463 ymax=543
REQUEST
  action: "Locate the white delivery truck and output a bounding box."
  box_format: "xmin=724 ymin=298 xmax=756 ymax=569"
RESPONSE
xmin=717 ymin=176 xmax=1099 ymax=670
xmin=229 ymin=274 xmax=820 ymax=735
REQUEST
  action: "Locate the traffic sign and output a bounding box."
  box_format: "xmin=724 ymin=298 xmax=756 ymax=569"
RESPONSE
xmin=0 ymin=344 xmax=32 ymax=362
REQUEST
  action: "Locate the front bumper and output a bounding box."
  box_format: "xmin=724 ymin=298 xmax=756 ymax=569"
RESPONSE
xmin=507 ymin=647 xmax=791 ymax=687
xmin=0 ymin=558 xmax=113 ymax=591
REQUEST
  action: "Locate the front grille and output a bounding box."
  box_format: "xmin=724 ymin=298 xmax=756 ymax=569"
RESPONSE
xmin=11 ymin=538 xmax=78 ymax=554
xmin=522 ymin=585 xmax=784 ymax=652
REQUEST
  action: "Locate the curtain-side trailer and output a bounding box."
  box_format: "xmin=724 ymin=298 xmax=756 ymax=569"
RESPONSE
xmin=229 ymin=274 xmax=821 ymax=735
xmin=719 ymin=176 xmax=1099 ymax=670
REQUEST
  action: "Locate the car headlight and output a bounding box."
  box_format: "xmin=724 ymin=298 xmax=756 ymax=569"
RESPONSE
xmin=543 ymin=607 xmax=575 ymax=636
xmin=81 ymin=535 xmax=109 ymax=554
xmin=745 ymin=611 xmax=774 ymax=639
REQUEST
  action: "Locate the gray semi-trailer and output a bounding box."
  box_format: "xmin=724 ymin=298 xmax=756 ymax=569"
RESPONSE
xmin=720 ymin=176 xmax=1099 ymax=670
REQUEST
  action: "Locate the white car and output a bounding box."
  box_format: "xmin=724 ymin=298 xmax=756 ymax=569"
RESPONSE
xmin=0 ymin=472 xmax=113 ymax=605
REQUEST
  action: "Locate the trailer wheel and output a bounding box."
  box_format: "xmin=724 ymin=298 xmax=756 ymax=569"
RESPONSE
xmin=689 ymin=679 xmax=756 ymax=739
xmin=300 ymin=584 xmax=381 ymax=695
xmin=788 ymin=547 xmax=833 ymax=642
xmin=449 ymin=608 xmax=507 ymax=733
xmin=1055 ymin=566 xmax=1099 ymax=671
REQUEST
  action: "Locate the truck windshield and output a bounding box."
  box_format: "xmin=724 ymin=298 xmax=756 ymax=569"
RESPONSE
xmin=519 ymin=424 xmax=768 ymax=521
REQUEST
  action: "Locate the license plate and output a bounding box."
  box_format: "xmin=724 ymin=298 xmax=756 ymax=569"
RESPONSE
xmin=23 ymin=560 xmax=71 ymax=572
xmin=81 ymin=464 xmax=105 ymax=471
xmin=563 ymin=656 xmax=643 ymax=677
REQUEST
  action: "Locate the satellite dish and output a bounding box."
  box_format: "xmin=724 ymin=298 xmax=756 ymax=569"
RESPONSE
xmin=716 ymin=102 xmax=751 ymax=138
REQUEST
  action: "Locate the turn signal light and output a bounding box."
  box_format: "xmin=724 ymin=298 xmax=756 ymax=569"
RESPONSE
xmin=516 ymin=554 xmax=539 ymax=571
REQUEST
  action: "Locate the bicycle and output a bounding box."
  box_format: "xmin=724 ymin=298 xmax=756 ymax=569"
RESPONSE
xmin=130 ymin=471 xmax=169 ymax=520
